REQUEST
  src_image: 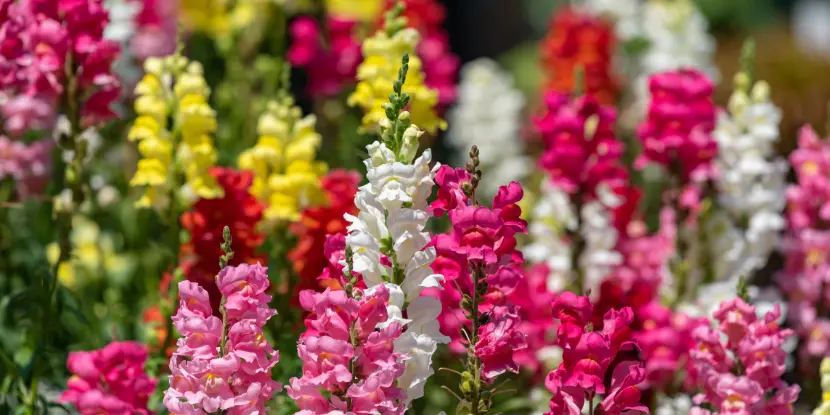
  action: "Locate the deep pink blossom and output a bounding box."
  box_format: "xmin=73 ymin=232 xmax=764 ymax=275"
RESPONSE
xmin=544 ymin=295 xmax=646 ymax=415
xmin=534 ymin=92 xmax=627 ymax=197
xmin=0 ymin=136 xmax=53 ymax=198
xmin=635 ymin=69 xmax=717 ymax=218
xmin=287 ymin=16 xmax=362 ymax=97
xmin=59 ymin=341 xmax=156 ymax=415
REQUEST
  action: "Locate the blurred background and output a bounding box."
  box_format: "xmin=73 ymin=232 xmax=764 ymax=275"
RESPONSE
xmin=438 ymin=0 xmax=830 ymax=153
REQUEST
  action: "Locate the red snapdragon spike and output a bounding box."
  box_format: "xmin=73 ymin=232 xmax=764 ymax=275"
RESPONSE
xmin=181 ymin=168 xmax=266 ymax=313
xmin=540 ymin=7 xmax=618 ymax=104
xmin=289 ymin=169 xmax=360 ymax=296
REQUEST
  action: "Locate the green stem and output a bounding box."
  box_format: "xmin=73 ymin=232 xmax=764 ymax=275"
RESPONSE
xmin=29 ymin=56 xmax=84 ymax=415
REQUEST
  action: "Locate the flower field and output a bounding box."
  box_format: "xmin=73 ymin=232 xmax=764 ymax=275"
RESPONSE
xmin=1 ymin=0 xmax=830 ymax=414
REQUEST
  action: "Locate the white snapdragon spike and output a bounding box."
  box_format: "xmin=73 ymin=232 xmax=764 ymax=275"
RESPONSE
xmin=655 ymin=395 xmax=693 ymax=415
xmin=525 ymin=180 xmax=576 ymax=293
xmin=447 ymin=59 xmax=528 ymax=198
xmin=579 ymin=199 xmax=622 ymax=293
xmin=525 ymin=180 xmax=620 ymax=296
xmin=583 ymin=0 xmax=642 ymax=40
xmin=709 ymin=80 xmax=786 ymax=282
xmin=629 ymin=0 xmax=716 ymax=117
xmin=344 ymin=122 xmax=447 ymax=406
xmin=103 ymin=0 xmax=142 ymax=86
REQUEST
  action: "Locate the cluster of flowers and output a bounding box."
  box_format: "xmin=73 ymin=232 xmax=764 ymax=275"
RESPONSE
xmin=180 ymin=167 xmax=265 ymax=310
xmin=540 ymin=6 xmax=618 ymax=105
xmin=129 ymin=54 xmax=223 ymax=209
xmin=526 ymin=90 xmax=634 ymax=295
xmin=347 ymin=5 xmax=444 ymax=134
xmin=238 ymin=96 xmax=328 ymax=223
xmin=0 ymin=0 xmax=120 ymax=197
xmin=58 ymin=341 xmax=156 ymax=414
xmin=690 ymin=298 xmax=800 ymax=413
xmin=287 ymin=285 xmax=407 ymax=414
xmin=636 ymin=69 xmax=717 ymax=219
xmin=288 ymin=0 xmax=458 ymax=104
xmin=780 ymin=125 xmax=830 ymax=364
xmin=427 ymin=164 xmax=528 ymax=367
xmin=288 ymin=169 xmax=361 ymax=296
xmin=544 ymin=292 xmax=647 ymax=414
xmin=447 ymin=59 xmax=528 ymax=198
xmin=164 ymin=263 xmax=280 ymax=413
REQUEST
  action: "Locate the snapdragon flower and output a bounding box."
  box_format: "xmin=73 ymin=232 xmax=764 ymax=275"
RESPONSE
xmin=689 ymin=297 xmax=800 ymax=414
xmin=348 ymin=4 xmax=445 ymax=134
xmin=129 ymin=54 xmax=223 ymax=210
xmin=427 ymin=149 xmax=528 ymax=413
xmin=344 ymin=52 xmax=448 ymax=406
xmin=164 ymin=232 xmax=280 ymax=414
xmin=544 ymin=293 xmax=647 ymax=415
xmin=447 ymin=59 xmax=528 ymax=198
xmin=778 ymin=125 xmax=830 ymax=365
xmin=527 ymin=91 xmax=635 ymax=296
xmin=237 ymin=96 xmax=328 ymax=223
xmin=59 ymin=341 xmax=156 ymax=414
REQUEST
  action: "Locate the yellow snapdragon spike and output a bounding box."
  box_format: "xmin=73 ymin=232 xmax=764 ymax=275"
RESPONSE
xmin=129 ymin=55 xmax=223 ymax=210
xmin=348 ymin=26 xmax=445 ymax=134
xmin=238 ymin=99 xmax=328 ymax=223
xmin=179 ymin=0 xmax=230 ymax=37
xmin=325 ymin=0 xmax=383 ymax=22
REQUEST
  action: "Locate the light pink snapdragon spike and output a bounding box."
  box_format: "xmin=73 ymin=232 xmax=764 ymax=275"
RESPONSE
xmin=779 ymin=125 xmax=830 ymax=368
xmin=689 ymin=297 xmax=800 ymax=414
xmin=286 ymin=284 xmax=407 ymax=415
xmin=58 ymin=341 xmax=157 ymax=414
xmin=164 ymin=263 xmax=280 ymax=414
xmin=544 ymin=292 xmax=648 ymax=415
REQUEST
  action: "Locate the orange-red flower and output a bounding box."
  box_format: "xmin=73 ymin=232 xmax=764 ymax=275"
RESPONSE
xmin=540 ymin=7 xmax=618 ymax=105
xmin=288 ymin=169 xmax=361 ymax=297
xmin=181 ymin=167 xmax=266 ymax=311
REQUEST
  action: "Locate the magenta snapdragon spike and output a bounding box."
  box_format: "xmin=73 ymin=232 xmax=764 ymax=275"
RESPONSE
xmin=533 ymin=91 xmax=627 ymax=197
xmin=286 ymin=283 xmax=407 ymax=414
xmin=635 ymin=69 xmax=717 ymax=218
xmin=286 ymin=16 xmax=362 ymax=97
xmin=689 ymin=297 xmax=800 ymax=414
xmin=0 ymin=0 xmax=121 ymax=131
xmin=164 ymin=228 xmax=280 ymax=414
xmin=425 ymin=147 xmax=527 ymax=413
xmin=779 ymin=125 xmax=830 ymax=366
xmin=544 ymin=292 xmax=647 ymax=415
xmin=58 ymin=341 xmax=157 ymax=414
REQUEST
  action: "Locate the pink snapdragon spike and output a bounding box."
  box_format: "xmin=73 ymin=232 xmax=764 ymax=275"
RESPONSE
xmin=131 ymin=0 xmax=177 ymax=59
xmin=426 ymin=166 xmax=528 ymax=364
xmin=690 ymin=297 xmax=800 ymax=414
xmin=506 ymin=264 xmax=556 ymax=375
xmin=164 ymin=263 xmax=280 ymax=414
xmin=635 ymin=69 xmax=717 ymax=218
xmin=544 ymin=294 xmax=647 ymax=415
xmin=287 ymin=285 xmax=407 ymax=414
xmin=0 ymin=0 xmax=121 ymax=130
xmin=0 ymin=136 xmax=54 ymax=197
xmin=534 ymin=92 xmax=628 ymax=198
xmin=58 ymin=341 xmax=156 ymax=415
xmin=779 ymin=125 xmax=830 ymax=366
xmin=287 ymin=16 xmax=362 ymax=97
